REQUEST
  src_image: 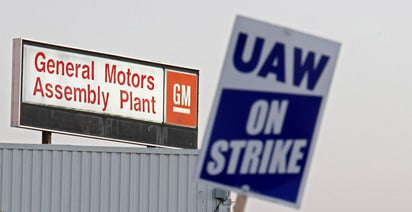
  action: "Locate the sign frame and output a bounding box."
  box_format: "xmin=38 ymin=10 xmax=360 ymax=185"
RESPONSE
xmin=196 ymin=16 xmax=340 ymax=207
xmin=11 ymin=38 xmax=199 ymax=149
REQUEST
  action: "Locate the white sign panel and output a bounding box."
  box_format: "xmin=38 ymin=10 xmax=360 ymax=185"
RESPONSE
xmin=197 ymin=16 xmax=340 ymax=207
xmin=22 ymin=44 xmax=164 ymax=123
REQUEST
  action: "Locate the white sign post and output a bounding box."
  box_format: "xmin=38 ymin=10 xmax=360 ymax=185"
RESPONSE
xmin=197 ymin=16 xmax=340 ymax=208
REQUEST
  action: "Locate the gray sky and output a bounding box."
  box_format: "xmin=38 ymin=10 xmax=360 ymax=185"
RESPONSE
xmin=1 ymin=0 xmax=412 ymax=211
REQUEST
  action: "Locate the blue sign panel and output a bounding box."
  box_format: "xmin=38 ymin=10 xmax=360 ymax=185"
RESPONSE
xmin=196 ymin=16 xmax=340 ymax=207
xmin=199 ymin=89 xmax=321 ymax=203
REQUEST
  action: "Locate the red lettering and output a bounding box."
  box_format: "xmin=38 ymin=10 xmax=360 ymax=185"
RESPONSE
xmin=142 ymin=98 xmax=149 ymax=113
xmin=134 ymin=97 xmax=141 ymax=111
xmin=129 ymin=91 xmax=133 ymax=110
xmin=87 ymin=84 xmax=96 ymax=104
xmin=34 ymin=53 xmax=95 ymax=80
xmin=91 ymin=61 xmax=94 ymax=80
xmin=141 ymin=75 xmax=147 ymax=88
xmin=56 ymin=60 xmax=64 ymax=75
xmin=64 ymin=86 xmax=72 ymax=100
xmin=66 ymin=63 xmax=74 ymax=77
xmin=47 ymin=59 xmax=55 ymax=74
xmin=126 ymin=69 xmax=132 ymax=86
xmin=82 ymin=64 xmax=90 ymax=79
xmin=147 ymin=76 xmax=155 ymax=90
xmin=131 ymin=73 xmax=140 ymax=87
xmin=120 ymin=90 xmax=128 ymax=109
xmin=118 ymin=71 xmax=126 ymax=85
xmin=45 ymin=83 xmax=53 ymax=98
xmin=75 ymin=63 xmax=81 ymax=78
xmin=33 ymin=77 xmax=44 ymax=96
xmin=151 ymin=96 xmax=156 ymax=114
xmin=105 ymin=64 xmax=116 ymax=83
xmin=34 ymin=52 xmax=45 ymax=72
xmin=73 ymin=87 xmax=86 ymax=102
xmin=55 ymin=84 xmax=63 ymax=99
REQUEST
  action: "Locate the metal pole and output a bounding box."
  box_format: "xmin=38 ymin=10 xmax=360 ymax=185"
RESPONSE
xmin=233 ymin=195 xmax=247 ymax=212
xmin=42 ymin=131 xmax=51 ymax=144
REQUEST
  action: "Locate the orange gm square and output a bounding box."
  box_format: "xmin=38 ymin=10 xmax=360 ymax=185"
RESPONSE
xmin=165 ymin=70 xmax=198 ymax=128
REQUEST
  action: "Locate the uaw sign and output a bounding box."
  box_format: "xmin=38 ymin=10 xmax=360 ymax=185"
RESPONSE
xmin=197 ymin=16 xmax=340 ymax=207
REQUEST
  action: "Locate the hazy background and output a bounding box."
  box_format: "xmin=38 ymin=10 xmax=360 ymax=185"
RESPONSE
xmin=1 ymin=0 xmax=412 ymax=211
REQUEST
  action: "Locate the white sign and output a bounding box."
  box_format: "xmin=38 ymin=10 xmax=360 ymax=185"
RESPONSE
xmin=22 ymin=44 xmax=164 ymax=123
xmin=197 ymin=16 xmax=340 ymax=207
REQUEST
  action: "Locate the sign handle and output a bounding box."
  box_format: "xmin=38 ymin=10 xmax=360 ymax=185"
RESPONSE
xmin=234 ymin=194 xmax=247 ymax=212
xmin=42 ymin=131 xmax=51 ymax=144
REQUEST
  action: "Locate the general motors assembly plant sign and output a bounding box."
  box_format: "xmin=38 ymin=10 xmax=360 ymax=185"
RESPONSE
xmin=196 ymin=16 xmax=340 ymax=207
xmin=11 ymin=39 xmax=198 ymax=148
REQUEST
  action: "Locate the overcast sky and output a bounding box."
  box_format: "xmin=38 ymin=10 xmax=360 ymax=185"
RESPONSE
xmin=1 ymin=0 xmax=412 ymax=211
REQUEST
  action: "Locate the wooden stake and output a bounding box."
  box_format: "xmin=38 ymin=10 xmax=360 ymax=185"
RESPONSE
xmin=234 ymin=194 xmax=247 ymax=212
xmin=42 ymin=131 xmax=51 ymax=144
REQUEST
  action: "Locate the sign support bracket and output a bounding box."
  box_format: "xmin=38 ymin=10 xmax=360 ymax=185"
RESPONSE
xmin=42 ymin=131 xmax=51 ymax=144
xmin=234 ymin=195 xmax=247 ymax=212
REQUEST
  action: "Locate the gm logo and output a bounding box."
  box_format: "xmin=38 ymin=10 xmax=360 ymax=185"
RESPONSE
xmin=173 ymin=83 xmax=191 ymax=114
xmin=166 ymin=70 xmax=198 ymax=128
